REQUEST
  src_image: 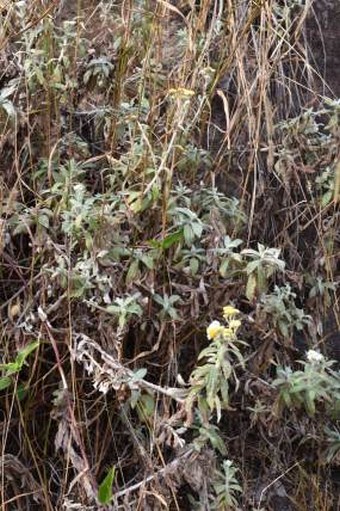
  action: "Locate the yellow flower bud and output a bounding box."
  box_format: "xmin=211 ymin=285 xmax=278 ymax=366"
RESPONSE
xmin=229 ymin=319 xmax=241 ymax=330
xmin=223 ymin=305 xmax=240 ymax=320
xmin=222 ymin=327 xmax=233 ymax=338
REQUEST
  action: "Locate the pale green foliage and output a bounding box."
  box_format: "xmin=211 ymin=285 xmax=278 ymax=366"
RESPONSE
xmin=275 ymin=100 xmax=339 ymax=199
xmin=192 ymin=422 xmax=227 ymax=456
xmin=187 ymin=310 xmax=246 ymax=423
xmin=177 ymin=144 xmax=212 ymax=175
xmin=134 ymin=391 xmax=156 ymax=424
xmin=152 ymin=293 xmax=182 ymax=320
xmin=170 ymin=206 xmax=204 ymax=247
xmin=241 ymin=244 xmax=285 ymax=300
xmin=324 ymin=426 xmax=340 ymax=463
xmin=198 ymin=188 xmax=246 ymax=225
xmin=83 ymin=57 xmax=115 ymax=90
xmin=49 ymin=253 xmax=114 ymax=300
xmin=188 ymin=455 xmax=242 ymax=509
xmin=273 ymin=352 xmax=340 ymax=416
xmin=125 ymin=248 xmax=157 ymax=284
xmin=307 ymin=276 xmax=336 ymax=309
xmin=216 ymin=236 xmax=243 ymax=277
xmin=211 ymin=460 xmax=242 ymax=510
xmin=260 ymin=284 xmax=311 ymax=338
xmin=0 ymin=82 xmax=17 ymax=123
xmin=61 ymin=184 xmax=97 ymax=239
xmin=1 ymin=1 xmax=339 ymax=508
xmin=20 ymin=15 xmax=85 ymax=99
xmin=315 ymin=167 xmax=335 ymax=207
xmin=106 ymin=294 xmax=143 ymax=330
xmin=175 ymin=245 xmax=206 ymax=276
xmin=217 ymin=236 xmax=243 ymax=277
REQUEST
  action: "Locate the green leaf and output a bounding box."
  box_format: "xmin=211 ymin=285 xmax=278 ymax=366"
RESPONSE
xmin=305 ymin=390 xmax=316 ymax=416
xmin=137 ymin=392 xmax=155 ymax=422
xmin=36 ymin=67 xmax=45 ymax=86
xmin=0 ymin=340 xmax=42 ymax=375
xmin=0 ymin=362 xmax=19 ymax=374
xmin=257 ymin=269 xmax=267 ymax=294
xmin=1 ymin=100 xmax=16 ymax=119
xmin=140 ymin=254 xmax=155 ymax=270
xmin=183 ymin=224 xmax=194 ymax=246
xmin=17 ymin=384 xmax=28 ymax=401
xmin=83 ymin=69 xmax=92 ymax=85
xmin=131 ymin=368 xmax=147 ymax=381
xmin=0 ymin=83 xmax=17 ymax=100
xmin=321 ymin=190 xmax=333 ymax=207
xmin=246 ymin=260 xmax=260 ymax=275
xmin=0 ymin=376 xmax=12 ymax=390
xmin=168 ymin=307 xmax=180 ymax=320
xmin=219 ymin=259 xmax=229 ymax=277
xmin=37 ymin=214 xmax=50 ymax=228
xmin=98 ymin=466 xmax=116 ymax=505
xmin=160 ymin=230 xmax=183 ymax=250
xmin=85 ymin=233 xmax=93 ymax=251
xmin=191 ymin=221 xmax=203 ymax=238
xmin=189 ymin=258 xmax=199 ymax=275
xmin=151 ymin=183 xmax=160 ymax=202
xmin=13 ymin=221 xmax=30 ymax=235
xmin=246 ymin=273 xmax=257 ymax=301
xmin=118 ymin=313 xmax=127 ymax=330
xmin=126 ymin=259 xmax=140 ymax=285
xmin=278 ymin=320 xmax=289 ymax=338
xmin=129 ymin=389 xmax=141 ymax=409
xmin=15 ymin=340 xmax=40 ymax=370
xmin=105 ymin=305 xmax=120 ymax=315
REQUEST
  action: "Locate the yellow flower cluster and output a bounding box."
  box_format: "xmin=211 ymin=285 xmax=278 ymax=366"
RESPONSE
xmin=206 ymin=305 xmax=241 ymax=341
xmin=223 ymin=305 xmax=240 ymax=320
xmin=168 ymin=88 xmax=195 ymax=99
